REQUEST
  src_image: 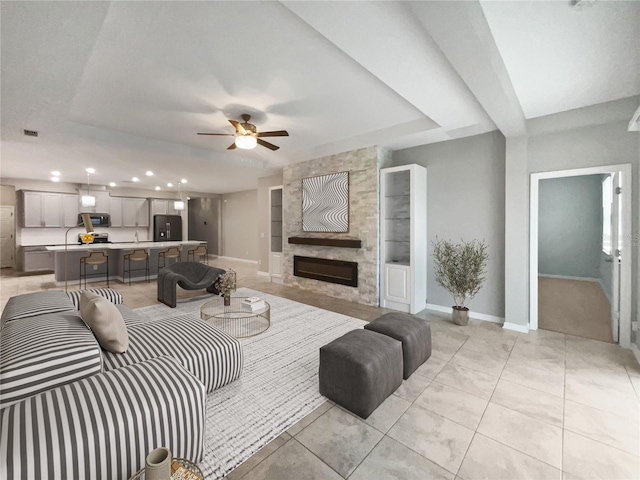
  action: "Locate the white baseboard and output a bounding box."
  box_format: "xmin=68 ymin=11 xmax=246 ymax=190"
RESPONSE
xmin=426 ymin=303 xmax=505 ymax=324
xmin=503 ymin=322 xmax=530 ymax=333
xmin=631 ymin=343 xmax=640 ymax=367
xmin=217 ymin=256 xmax=258 ymax=265
xmin=597 ymin=278 xmax=612 ymax=306
xmin=539 ymin=274 xmax=598 ymax=282
xmin=256 ymin=271 xmax=270 ymax=277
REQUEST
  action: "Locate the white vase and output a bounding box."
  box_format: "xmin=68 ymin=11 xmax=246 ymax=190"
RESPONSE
xmin=145 ymin=447 xmax=172 ymax=480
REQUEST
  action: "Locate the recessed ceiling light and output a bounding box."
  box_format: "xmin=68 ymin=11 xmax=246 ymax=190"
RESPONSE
xmin=167 ymin=183 xmax=173 ymax=188
xmin=155 ymin=186 xmax=161 ymax=191
xmin=146 ymin=171 xmax=154 ymax=176
xmin=85 ymin=168 xmax=95 ymax=174
xmin=132 ymin=177 xmax=139 ymax=182
xmin=51 ymin=177 xmax=60 ymax=182
xmin=51 ymin=171 xmax=60 ymax=176
xmin=180 ymin=179 xmax=187 ymax=184
xmin=109 ymin=182 xmax=116 ymax=187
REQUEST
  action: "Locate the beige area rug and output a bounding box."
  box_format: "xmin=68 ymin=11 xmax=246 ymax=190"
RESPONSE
xmin=538 ymin=276 xmax=613 ymax=343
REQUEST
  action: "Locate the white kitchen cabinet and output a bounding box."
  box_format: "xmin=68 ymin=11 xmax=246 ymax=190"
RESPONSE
xmin=122 ymin=198 xmax=149 ymax=227
xmin=151 ymin=199 xmax=180 ymax=217
xmin=137 ymin=199 xmax=150 ymax=227
xmin=380 ymin=164 xmax=427 ymax=314
xmin=22 ymin=191 xmax=71 ymax=228
xmin=109 ymin=197 xmax=123 ymax=227
xmin=62 ymin=194 xmax=79 ymax=227
xmin=42 ymin=194 xmax=62 ymax=227
xmin=23 ymin=192 xmax=44 ymax=227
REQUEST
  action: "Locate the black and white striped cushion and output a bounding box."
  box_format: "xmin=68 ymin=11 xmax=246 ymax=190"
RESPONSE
xmin=0 ymin=356 xmax=206 ymax=480
xmin=115 ymin=304 xmax=155 ymax=327
xmin=0 ymin=312 xmax=103 ymax=409
xmin=0 ymin=291 xmax=75 ymax=325
xmin=66 ymin=288 xmax=124 ymax=309
xmin=103 ymin=314 xmax=244 ymax=393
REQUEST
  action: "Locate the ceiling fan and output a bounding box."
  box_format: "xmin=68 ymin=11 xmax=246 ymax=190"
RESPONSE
xmin=197 ymin=114 xmax=289 ymax=151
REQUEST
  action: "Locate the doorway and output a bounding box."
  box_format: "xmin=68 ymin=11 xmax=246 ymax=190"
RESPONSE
xmin=0 ymin=206 xmax=15 ymax=268
xmin=530 ymin=165 xmax=631 ymax=347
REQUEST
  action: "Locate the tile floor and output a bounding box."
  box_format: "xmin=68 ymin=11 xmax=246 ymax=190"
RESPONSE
xmin=2 ymin=259 xmax=640 ymax=480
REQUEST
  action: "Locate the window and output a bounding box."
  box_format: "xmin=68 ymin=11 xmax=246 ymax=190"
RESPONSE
xmin=602 ymin=175 xmax=612 ymax=255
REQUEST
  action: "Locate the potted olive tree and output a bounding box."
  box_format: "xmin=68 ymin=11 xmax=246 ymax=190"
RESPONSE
xmin=432 ymin=238 xmax=489 ymax=326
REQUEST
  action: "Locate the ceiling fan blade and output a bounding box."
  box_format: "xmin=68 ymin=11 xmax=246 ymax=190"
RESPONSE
xmin=197 ymin=133 xmax=235 ymax=136
xmin=227 ymin=142 xmax=237 ymax=150
xmin=257 ymin=130 xmax=289 ymax=138
xmin=229 ymin=120 xmax=246 ymax=135
xmin=257 ymin=138 xmax=279 ymax=151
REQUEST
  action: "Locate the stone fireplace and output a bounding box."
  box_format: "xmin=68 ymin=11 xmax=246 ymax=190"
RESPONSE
xmin=282 ymin=146 xmax=390 ymax=306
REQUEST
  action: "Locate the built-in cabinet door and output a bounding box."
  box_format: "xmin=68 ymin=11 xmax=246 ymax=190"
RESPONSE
xmin=384 ymin=264 xmax=411 ymax=305
xmin=42 ymin=194 xmax=62 ymax=227
xmin=151 ymin=199 xmax=168 ymax=216
xmin=62 ymin=194 xmax=79 ymax=227
xmin=95 ymin=192 xmax=110 ymax=213
xmin=110 ymin=197 xmax=123 ymax=227
xmin=122 ymin=198 xmax=149 ymax=227
xmin=23 ymin=192 xmax=43 ymax=227
xmin=122 ymin=198 xmax=139 ymax=227
xmin=136 ymin=199 xmax=149 ymax=227
xmin=270 ymin=252 xmax=283 ymax=276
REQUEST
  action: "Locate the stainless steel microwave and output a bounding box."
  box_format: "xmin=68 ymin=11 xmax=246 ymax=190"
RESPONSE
xmin=79 ymin=213 xmax=110 ymax=227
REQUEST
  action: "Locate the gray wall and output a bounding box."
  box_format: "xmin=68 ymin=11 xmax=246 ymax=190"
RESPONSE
xmin=188 ymin=197 xmax=220 ymax=255
xmin=221 ymin=189 xmax=258 ymax=261
xmin=538 ymin=175 xmax=603 ymax=279
xmin=257 ymin=173 xmax=283 ymax=273
xmin=393 ymin=131 xmax=506 ymax=318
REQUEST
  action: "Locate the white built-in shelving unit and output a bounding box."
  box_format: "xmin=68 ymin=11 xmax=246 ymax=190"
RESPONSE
xmin=380 ymin=164 xmax=427 ymax=314
xmin=269 ymin=186 xmax=284 ymax=284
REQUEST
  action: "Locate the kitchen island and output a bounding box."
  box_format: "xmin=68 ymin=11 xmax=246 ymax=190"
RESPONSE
xmin=47 ymin=240 xmax=207 ymax=286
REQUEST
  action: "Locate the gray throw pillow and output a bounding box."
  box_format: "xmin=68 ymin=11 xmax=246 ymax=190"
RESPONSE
xmin=79 ymin=291 xmax=129 ymax=353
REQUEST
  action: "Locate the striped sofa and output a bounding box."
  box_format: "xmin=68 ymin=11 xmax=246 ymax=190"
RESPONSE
xmin=0 ymin=290 xmax=245 ymax=479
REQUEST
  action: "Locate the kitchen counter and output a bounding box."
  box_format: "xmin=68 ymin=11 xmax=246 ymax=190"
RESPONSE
xmin=47 ymin=240 xmax=207 ymax=285
xmin=46 ymin=240 xmax=204 ymax=252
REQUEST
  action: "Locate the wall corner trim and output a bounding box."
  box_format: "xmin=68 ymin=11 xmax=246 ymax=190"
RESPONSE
xmin=256 ymin=271 xmax=270 ymax=277
xmin=503 ymin=322 xmax=530 ymax=333
xmin=426 ymin=303 xmax=504 ymax=324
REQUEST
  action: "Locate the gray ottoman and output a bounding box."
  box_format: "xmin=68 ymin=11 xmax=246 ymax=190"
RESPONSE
xmin=319 ymin=329 xmax=403 ymax=419
xmin=365 ymin=312 xmax=432 ymax=379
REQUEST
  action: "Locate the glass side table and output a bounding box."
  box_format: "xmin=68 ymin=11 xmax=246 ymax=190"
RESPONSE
xmin=129 ymin=458 xmax=203 ymax=480
xmin=200 ymin=296 xmax=271 ymax=338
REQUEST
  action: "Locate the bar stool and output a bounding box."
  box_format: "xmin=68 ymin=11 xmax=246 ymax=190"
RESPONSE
xmin=187 ymin=244 xmax=208 ymax=264
xmin=79 ymin=251 xmax=109 ymax=289
xmin=158 ymin=246 xmax=181 ymax=274
xmin=123 ymin=248 xmax=150 ymax=285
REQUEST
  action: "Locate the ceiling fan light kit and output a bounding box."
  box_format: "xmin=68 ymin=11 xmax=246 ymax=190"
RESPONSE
xmin=198 ymin=114 xmax=289 ymax=151
xmin=235 ymin=135 xmax=258 ymax=150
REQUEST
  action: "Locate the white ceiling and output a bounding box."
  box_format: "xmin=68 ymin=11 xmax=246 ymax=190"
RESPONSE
xmin=1 ymin=1 xmax=638 ymax=194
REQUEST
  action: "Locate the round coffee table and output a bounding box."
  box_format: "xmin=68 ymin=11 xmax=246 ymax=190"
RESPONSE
xmin=200 ymin=296 xmax=270 ymax=338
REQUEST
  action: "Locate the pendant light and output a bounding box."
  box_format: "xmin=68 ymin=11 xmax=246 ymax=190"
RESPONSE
xmin=174 ymin=181 xmax=185 ymax=211
xmin=81 ymin=171 xmax=96 ymax=208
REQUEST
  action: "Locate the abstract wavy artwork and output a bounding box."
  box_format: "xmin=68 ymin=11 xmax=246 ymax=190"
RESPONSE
xmin=302 ymin=171 xmax=349 ymax=232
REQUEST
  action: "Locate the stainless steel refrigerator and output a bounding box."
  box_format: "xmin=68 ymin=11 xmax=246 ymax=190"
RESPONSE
xmin=153 ymin=215 xmax=182 ymax=242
